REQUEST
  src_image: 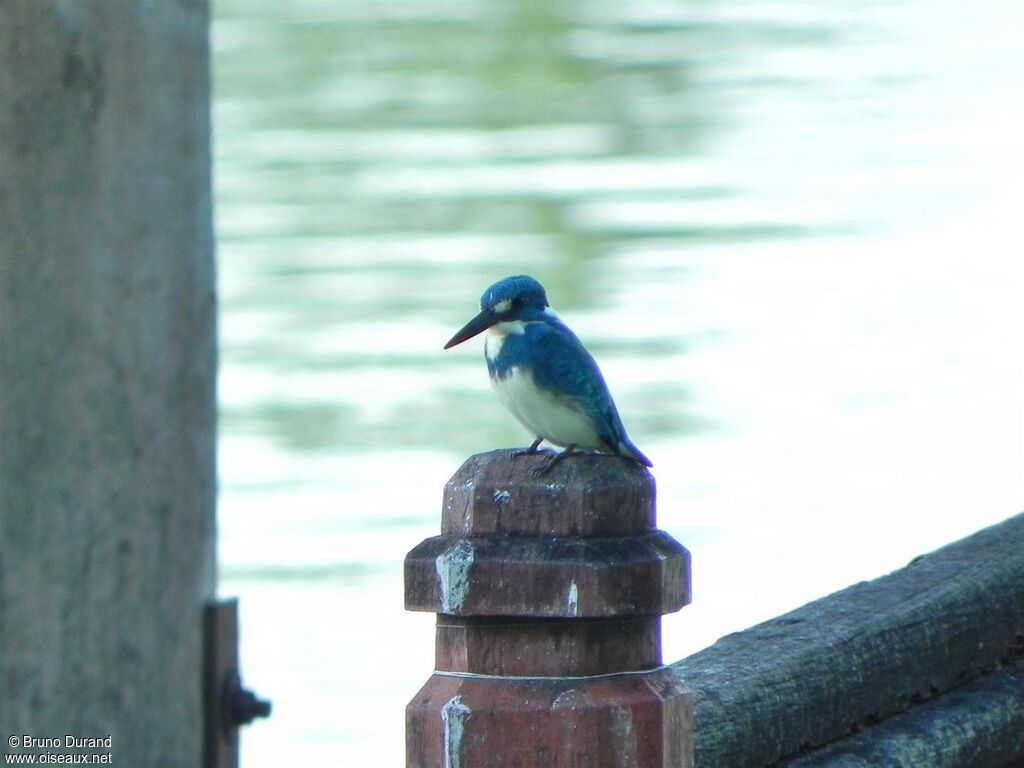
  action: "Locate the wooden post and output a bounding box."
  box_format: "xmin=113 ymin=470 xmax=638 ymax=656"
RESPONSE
xmin=405 ymin=450 xmax=693 ymax=767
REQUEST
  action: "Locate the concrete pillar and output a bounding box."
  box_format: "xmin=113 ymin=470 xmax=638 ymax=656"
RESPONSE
xmin=0 ymin=2 xmax=216 ymax=765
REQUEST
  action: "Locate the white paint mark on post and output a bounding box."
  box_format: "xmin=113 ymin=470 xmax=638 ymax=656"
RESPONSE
xmin=492 ymin=489 xmax=511 ymax=503
xmin=442 ymin=694 xmax=472 ymax=768
xmin=436 ymin=539 xmax=475 ymax=613
xmin=610 ymin=705 xmax=639 ymax=768
xmin=567 ymin=579 xmax=580 ymax=616
xmin=553 ymin=688 xmax=587 ymax=709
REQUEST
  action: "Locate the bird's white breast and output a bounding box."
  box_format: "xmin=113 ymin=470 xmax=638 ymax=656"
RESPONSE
xmin=484 ymin=318 xmax=604 ymax=450
xmin=491 ymin=365 xmax=603 ymax=451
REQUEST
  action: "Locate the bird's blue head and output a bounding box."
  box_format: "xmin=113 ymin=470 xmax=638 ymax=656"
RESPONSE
xmin=444 ymin=275 xmax=550 ymax=349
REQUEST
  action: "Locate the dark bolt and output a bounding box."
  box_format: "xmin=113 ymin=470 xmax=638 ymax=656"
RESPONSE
xmin=231 ymin=686 xmax=272 ymax=725
xmin=223 ymin=671 xmax=272 ymax=730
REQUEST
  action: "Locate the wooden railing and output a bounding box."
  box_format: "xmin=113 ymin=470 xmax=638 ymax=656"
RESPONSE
xmin=672 ymin=509 xmax=1024 ymax=767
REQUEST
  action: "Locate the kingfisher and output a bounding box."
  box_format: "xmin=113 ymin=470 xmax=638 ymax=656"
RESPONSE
xmin=444 ymin=275 xmax=652 ymax=473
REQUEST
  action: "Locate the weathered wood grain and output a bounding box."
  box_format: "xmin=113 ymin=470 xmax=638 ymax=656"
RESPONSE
xmin=670 ymin=512 xmax=1024 ymax=768
xmin=435 ymin=615 xmax=662 ymax=676
xmin=781 ymin=659 xmax=1024 ymax=768
xmin=406 ymin=530 xmax=689 ymax=617
xmin=406 ymin=449 xmax=690 ymax=621
xmin=408 ymin=667 xmax=692 ymax=768
xmin=441 ymin=449 xmax=656 ymax=537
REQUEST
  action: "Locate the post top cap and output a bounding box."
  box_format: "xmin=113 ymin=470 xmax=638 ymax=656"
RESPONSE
xmin=442 ymin=449 xmax=656 ymax=537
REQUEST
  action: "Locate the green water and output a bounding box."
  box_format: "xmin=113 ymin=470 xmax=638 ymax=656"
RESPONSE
xmin=213 ymin=1 xmax=1023 ymax=764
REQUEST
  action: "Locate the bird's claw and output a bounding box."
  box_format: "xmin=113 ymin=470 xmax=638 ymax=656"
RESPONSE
xmin=526 ymin=445 xmax=579 ymax=477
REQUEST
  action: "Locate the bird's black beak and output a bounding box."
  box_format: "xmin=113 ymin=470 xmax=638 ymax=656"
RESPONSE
xmin=444 ymin=308 xmax=500 ymax=349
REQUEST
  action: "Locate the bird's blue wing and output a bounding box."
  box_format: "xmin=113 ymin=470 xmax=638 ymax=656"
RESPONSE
xmin=524 ymin=322 xmax=628 ymax=452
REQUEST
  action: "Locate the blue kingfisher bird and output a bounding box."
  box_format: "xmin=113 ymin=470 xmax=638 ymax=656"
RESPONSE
xmin=444 ymin=275 xmax=652 ymax=472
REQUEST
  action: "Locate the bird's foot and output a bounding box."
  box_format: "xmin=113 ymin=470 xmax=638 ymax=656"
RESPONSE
xmin=529 ymin=445 xmax=580 ymax=477
xmin=511 ymin=437 xmax=545 ymax=459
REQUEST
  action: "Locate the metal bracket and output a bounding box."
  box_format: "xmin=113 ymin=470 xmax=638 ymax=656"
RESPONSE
xmin=204 ymin=598 xmax=272 ymax=768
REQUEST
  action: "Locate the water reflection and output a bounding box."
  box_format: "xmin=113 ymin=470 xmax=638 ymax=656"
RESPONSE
xmin=213 ymin=0 xmax=1023 ymax=765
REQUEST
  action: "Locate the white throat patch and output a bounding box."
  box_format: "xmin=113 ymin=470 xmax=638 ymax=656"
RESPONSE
xmin=484 ymin=320 xmax=526 ymax=361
